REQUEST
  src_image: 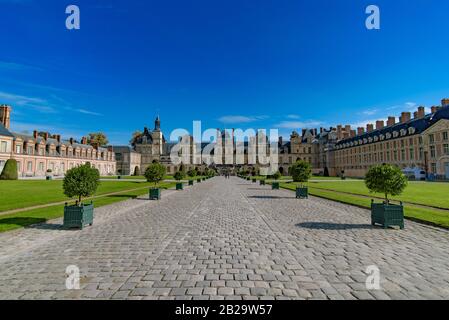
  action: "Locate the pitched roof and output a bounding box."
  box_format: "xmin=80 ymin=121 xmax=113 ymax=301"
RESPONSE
xmin=336 ymin=106 xmax=449 ymax=149
xmin=0 ymin=123 xmax=14 ymax=137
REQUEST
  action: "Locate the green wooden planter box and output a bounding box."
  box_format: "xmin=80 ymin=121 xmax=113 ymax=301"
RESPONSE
xmin=176 ymin=183 xmax=183 ymax=190
xmin=189 ymin=180 xmax=194 ymax=186
xmin=63 ymin=202 xmax=94 ymax=229
xmin=371 ymin=201 xmax=404 ymax=229
xmin=197 ymin=178 xmax=201 ymax=183
xmin=247 ymin=177 xmax=250 ymax=181
xmin=149 ymin=188 xmax=161 ymax=200
xmin=272 ymin=182 xmax=280 ymax=190
xmin=46 ymin=176 xmax=53 ymax=180
xmin=296 ymin=187 xmax=308 ymax=199
xmin=252 ymin=178 xmax=256 ymax=183
xmin=202 ymin=177 xmax=206 ymax=181
xmin=260 ymin=180 xmax=265 ymax=185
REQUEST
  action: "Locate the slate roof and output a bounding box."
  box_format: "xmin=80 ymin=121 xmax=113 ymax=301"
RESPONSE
xmin=336 ymin=106 xmax=449 ymax=149
xmin=0 ymin=123 xmax=14 ymax=137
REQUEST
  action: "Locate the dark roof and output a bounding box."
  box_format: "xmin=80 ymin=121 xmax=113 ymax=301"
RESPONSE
xmin=336 ymin=106 xmax=449 ymax=149
xmin=0 ymin=123 xmax=14 ymax=137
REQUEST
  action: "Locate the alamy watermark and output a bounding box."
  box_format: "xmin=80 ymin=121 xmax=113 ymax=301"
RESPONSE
xmin=366 ymin=5 xmax=380 ymax=30
xmin=65 ymin=265 xmax=80 ymax=290
xmin=365 ymin=265 xmax=381 ymax=290
xmin=66 ymin=5 xmax=80 ymax=30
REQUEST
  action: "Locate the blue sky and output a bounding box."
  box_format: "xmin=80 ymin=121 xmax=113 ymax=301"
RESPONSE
xmin=1 ymin=0 xmax=449 ymax=144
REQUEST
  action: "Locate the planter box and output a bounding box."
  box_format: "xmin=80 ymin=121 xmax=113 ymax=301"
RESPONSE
xmin=46 ymin=176 xmax=53 ymax=181
xmin=371 ymin=201 xmax=404 ymax=229
xmin=252 ymin=178 xmax=257 ymax=183
xmin=272 ymin=182 xmax=280 ymax=190
xmin=118 ymin=176 xmax=122 ymax=179
xmin=149 ymin=188 xmax=161 ymax=200
xmin=202 ymin=178 xmax=206 ymax=181
xmin=176 ymin=183 xmax=183 ymax=190
xmin=260 ymin=180 xmax=265 ymax=185
xmin=296 ymin=187 xmax=308 ymax=199
xmin=63 ymin=203 xmax=94 ymax=229
xmin=247 ymin=177 xmax=250 ymax=181
xmin=189 ymin=180 xmax=194 ymax=186
xmin=197 ymin=178 xmax=201 ymax=183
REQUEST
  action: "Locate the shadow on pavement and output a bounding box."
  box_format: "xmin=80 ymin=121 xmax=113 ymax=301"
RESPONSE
xmin=296 ymin=222 xmax=374 ymax=230
xmin=247 ymin=195 xmax=294 ymax=199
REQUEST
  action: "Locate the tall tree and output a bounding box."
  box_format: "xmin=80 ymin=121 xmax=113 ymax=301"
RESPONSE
xmin=88 ymin=132 xmax=109 ymax=146
xmin=130 ymin=131 xmax=142 ymax=146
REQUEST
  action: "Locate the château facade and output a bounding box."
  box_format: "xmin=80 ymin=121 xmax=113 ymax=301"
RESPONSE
xmin=2 ymin=98 xmax=449 ymax=180
xmin=0 ymin=105 xmax=116 ymax=177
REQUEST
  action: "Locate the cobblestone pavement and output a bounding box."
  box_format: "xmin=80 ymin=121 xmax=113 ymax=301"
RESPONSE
xmin=0 ymin=177 xmax=448 ymax=300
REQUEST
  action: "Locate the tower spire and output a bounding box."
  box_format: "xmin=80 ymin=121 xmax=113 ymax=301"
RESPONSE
xmin=154 ymin=115 xmax=161 ymax=131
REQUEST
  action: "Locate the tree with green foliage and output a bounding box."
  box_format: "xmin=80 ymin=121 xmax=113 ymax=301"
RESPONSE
xmin=290 ymin=160 xmax=312 ymax=187
xmin=187 ymin=168 xmax=197 ymax=178
xmin=272 ymin=171 xmax=282 ymax=181
xmin=63 ymin=163 xmax=100 ymax=204
xmin=144 ymin=162 xmax=167 ymax=186
xmin=174 ymin=170 xmax=186 ymax=181
xmin=365 ymin=164 xmax=408 ymax=204
xmin=0 ymin=159 xmax=18 ymax=180
xmin=87 ymin=132 xmax=109 ymax=147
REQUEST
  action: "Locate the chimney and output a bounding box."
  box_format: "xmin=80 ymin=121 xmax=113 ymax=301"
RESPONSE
xmin=33 ymin=130 xmax=38 ymax=139
xmin=366 ymin=124 xmax=374 ymax=133
xmin=357 ymin=127 xmax=365 ymax=136
xmin=56 ymin=135 xmax=61 ymax=143
xmin=0 ymin=104 xmax=11 ymax=130
xmin=417 ymin=106 xmax=425 ymax=118
xmin=350 ymin=130 xmax=356 ymax=138
xmin=44 ymin=132 xmax=49 ymax=140
xmin=345 ymin=125 xmax=351 ymax=132
xmin=413 ymin=111 xmax=418 ymax=119
xmin=69 ymin=137 xmax=74 ymax=145
xmin=278 ymin=136 xmax=283 ymax=145
xmin=431 ymin=106 xmax=438 ymax=113
xmin=320 ymin=127 xmax=324 ymax=134
xmin=376 ymin=120 xmax=384 ymax=130
xmin=400 ymin=112 xmax=411 ymax=123
xmin=387 ymin=116 xmax=396 ymax=127
xmin=81 ymin=137 xmax=87 ymax=145
xmin=442 ymin=99 xmax=449 ymax=108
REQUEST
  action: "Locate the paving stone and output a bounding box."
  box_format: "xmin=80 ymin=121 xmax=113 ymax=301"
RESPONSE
xmin=0 ymin=177 xmax=447 ymax=300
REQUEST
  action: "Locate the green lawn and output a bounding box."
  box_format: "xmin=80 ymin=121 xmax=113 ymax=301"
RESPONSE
xmin=304 ymin=180 xmax=449 ymax=209
xmin=279 ymin=182 xmax=449 ymax=229
xmin=0 ymin=182 xmax=176 ymax=233
xmin=0 ymin=180 xmax=169 ymax=212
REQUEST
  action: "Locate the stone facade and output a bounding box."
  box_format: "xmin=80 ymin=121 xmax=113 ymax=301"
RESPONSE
xmin=0 ymin=105 xmax=116 ymax=177
xmin=122 ymin=98 xmax=449 ymax=179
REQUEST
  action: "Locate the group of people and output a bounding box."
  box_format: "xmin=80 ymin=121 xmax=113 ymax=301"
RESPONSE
xmin=223 ymin=172 xmax=231 ymax=179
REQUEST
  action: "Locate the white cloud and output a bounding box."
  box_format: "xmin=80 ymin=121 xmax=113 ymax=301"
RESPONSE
xmin=286 ymin=114 xmax=300 ymax=119
xmin=0 ymin=91 xmax=46 ymax=106
xmin=218 ymin=115 xmax=267 ymax=124
xmin=274 ymin=120 xmax=324 ymax=129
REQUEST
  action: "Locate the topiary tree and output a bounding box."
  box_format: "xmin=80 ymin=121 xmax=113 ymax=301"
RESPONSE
xmin=63 ymin=163 xmax=100 ymax=204
xmin=272 ymin=171 xmax=282 ymax=181
xmin=144 ymin=162 xmax=167 ymax=187
xmin=187 ymin=168 xmax=197 ymax=178
xmin=0 ymin=159 xmax=18 ymax=180
xmin=365 ymin=164 xmax=408 ymax=204
xmin=174 ymin=170 xmax=185 ymax=181
xmin=290 ymin=160 xmax=312 ymax=187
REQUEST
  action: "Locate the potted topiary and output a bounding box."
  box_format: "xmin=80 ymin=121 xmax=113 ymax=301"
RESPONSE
xmin=145 ymin=162 xmax=167 ymax=200
xmin=62 ymin=163 xmax=100 ymax=229
xmin=46 ymin=169 xmax=53 ymax=180
xmin=290 ymin=160 xmax=311 ymax=199
xmin=174 ymin=170 xmax=185 ymax=190
xmin=271 ymin=171 xmax=281 ymax=190
xmin=365 ymin=164 xmax=408 ymax=229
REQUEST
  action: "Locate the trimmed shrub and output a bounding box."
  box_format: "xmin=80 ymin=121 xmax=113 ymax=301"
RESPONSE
xmin=63 ymin=163 xmax=100 ymax=204
xmin=290 ymin=160 xmax=311 ymax=186
xmin=0 ymin=159 xmax=18 ymax=180
xmin=174 ymin=170 xmax=186 ymax=181
xmin=365 ymin=164 xmax=408 ymax=204
xmin=272 ymin=171 xmax=282 ymax=180
xmin=145 ymin=163 xmax=167 ymax=186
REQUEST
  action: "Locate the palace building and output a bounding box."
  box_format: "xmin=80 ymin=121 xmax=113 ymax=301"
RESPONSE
xmin=0 ymin=105 xmax=116 ymax=177
xmin=2 ymin=98 xmax=449 ymax=180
